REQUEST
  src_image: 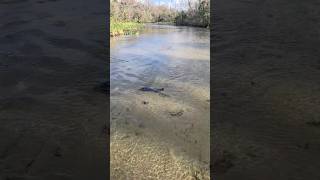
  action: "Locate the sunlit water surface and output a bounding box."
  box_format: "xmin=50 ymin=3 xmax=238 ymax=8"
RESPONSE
xmin=110 ymin=24 xmax=210 ymax=179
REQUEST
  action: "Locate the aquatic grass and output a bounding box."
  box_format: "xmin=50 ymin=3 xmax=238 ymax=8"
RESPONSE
xmin=110 ymin=20 xmax=144 ymax=37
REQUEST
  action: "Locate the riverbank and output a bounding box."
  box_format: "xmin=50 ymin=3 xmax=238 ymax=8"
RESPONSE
xmin=175 ymin=19 xmax=209 ymax=28
xmin=110 ymin=21 xmax=209 ymax=38
xmin=110 ymin=21 xmax=144 ymax=37
xmin=175 ymin=14 xmax=209 ymax=28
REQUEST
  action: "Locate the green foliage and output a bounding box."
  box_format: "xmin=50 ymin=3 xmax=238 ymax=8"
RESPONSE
xmin=110 ymin=0 xmax=210 ymax=37
xmin=175 ymin=0 xmax=210 ymax=27
xmin=110 ymin=18 xmax=144 ymax=36
xmin=111 ymin=0 xmax=176 ymax=23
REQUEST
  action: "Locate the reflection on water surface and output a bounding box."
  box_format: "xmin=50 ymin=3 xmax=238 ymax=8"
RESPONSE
xmin=110 ymin=24 xmax=210 ymax=179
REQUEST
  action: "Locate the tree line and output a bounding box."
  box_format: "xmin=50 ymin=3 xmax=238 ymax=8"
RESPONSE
xmin=111 ymin=0 xmax=210 ymax=27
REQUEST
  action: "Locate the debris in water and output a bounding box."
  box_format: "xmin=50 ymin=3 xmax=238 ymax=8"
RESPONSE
xmin=169 ymin=110 xmax=184 ymax=117
xmin=139 ymin=86 xmax=169 ymax=97
xmin=139 ymin=87 xmax=164 ymax=92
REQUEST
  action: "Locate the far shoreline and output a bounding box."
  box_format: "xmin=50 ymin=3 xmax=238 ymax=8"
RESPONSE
xmin=110 ymin=22 xmax=209 ymax=38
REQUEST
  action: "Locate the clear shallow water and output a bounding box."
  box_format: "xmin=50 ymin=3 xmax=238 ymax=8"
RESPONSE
xmin=110 ymin=24 xmax=210 ymax=179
